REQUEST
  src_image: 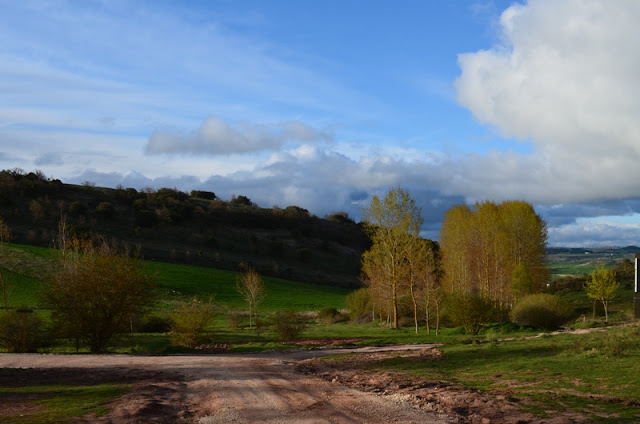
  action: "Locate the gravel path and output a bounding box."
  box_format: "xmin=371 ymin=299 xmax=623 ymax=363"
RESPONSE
xmin=0 ymin=344 xmax=456 ymax=423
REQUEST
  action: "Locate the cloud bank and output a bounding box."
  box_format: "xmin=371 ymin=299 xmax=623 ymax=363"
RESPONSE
xmin=146 ymin=117 xmax=333 ymax=155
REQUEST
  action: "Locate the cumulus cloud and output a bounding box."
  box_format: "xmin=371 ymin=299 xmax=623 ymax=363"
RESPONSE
xmin=454 ymin=0 xmax=640 ymax=204
xmin=145 ymin=116 xmax=333 ymax=155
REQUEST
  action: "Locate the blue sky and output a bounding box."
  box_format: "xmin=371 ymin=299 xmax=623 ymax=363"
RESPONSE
xmin=2 ymin=0 xmax=640 ymax=247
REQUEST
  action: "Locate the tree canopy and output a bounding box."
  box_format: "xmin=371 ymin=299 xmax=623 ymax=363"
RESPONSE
xmin=440 ymin=200 xmax=548 ymax=308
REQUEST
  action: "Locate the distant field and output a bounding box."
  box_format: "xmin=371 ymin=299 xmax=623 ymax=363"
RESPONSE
xmin=546 ymin=246 xmax=637 ymax=278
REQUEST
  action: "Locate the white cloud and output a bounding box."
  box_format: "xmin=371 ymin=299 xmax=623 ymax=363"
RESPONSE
xmin=454 ymin=0 xmax=640 ymax=204
xmin=146 ymin=116 xmax=333 ymax=155
xmin=549 ymin=219 xmax=640 ymax=248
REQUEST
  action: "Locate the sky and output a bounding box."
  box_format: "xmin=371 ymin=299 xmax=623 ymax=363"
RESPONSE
xmin=1 ymin=0 xmax=640 ymax=247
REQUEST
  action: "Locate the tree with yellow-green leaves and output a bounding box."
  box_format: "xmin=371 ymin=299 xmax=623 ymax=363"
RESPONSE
xmin=584 ymin=266 xmax=619 ymax=323
xmin=440 ymin=200 xmax=548 ymax=309
xmin=361 ymin=188 xmax=423 ymax=329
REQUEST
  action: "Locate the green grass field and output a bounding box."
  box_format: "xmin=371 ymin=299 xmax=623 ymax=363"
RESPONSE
xmin=2 ymin=242 xmax=640 ymax=421
xmin=345 ymin=324 xmax=640 ymax=422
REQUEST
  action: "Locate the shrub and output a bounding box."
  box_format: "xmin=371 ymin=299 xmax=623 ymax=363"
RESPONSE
xmin=226 ymin=310 xmax=247 ymax=330
xmin=317 ymin=307 xmax=348 ymax=324
xmin=0 ymin=309 xmax=49 ymax=353
xmin=169 ymin=298 xmax=217 ymax=348
xmin=138 ymin=315 xmax=173 ymax=333
xmin=345 ymin=288 xmax=371 ymax=320
xmin=510 ymin=294 xmax=574 ymax=330
xmin=444 ymin=292 xmax=496 ymax=335
xmin=95 ymin=201 xmax=116 ymax=219
xmin=273 ymin=310 xmax=307 ymax=340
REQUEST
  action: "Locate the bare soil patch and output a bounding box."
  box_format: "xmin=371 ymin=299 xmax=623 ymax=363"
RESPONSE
xmin=297 ymin=348 xmax=585 ymax=424
xmin=0 ymin=350 xmax=455 ymax=423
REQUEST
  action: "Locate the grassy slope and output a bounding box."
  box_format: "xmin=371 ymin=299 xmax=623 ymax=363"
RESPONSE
xmin=1 ymin=243 xmax=350 ymax=312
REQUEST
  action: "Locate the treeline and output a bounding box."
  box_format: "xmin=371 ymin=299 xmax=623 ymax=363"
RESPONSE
xmin=357 ymin=188 xmax=550 ymax=334
xmin=440 ymin=201 xmax=548 ymax=308
xmin=0 ymin=168 xmax=368 ymax=287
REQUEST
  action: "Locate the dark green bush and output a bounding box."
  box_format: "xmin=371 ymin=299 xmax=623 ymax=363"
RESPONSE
xmin=444 ymin=292 xmax=496 ymax=335
xmin=273 ymin=310 xmax=307 ymax=340
xmin=510 ymin=293 xmax=574 ymax=330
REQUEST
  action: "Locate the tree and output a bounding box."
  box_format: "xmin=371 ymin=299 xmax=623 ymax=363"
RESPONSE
xmin=361 ymin=188 xmax=423 ymax=329
xmin=440 ymin=200 xmax=548 ymax=309
xmin=236 ymin=268 xmax=266 ymax=331
xmin=42 ymin=240 xmax=156 ymax=352
xmin=584 ymin=266 xmax=619 ymax=323
xmin=511 ymin=262 xmax=534 ymax=302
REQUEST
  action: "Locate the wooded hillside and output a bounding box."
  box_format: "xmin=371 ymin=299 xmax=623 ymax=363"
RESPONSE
xmin=0 ymin=169 xmax=369 ymax=288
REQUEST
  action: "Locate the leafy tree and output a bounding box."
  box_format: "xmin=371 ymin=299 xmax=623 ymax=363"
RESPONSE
xmin=231 ymin=195 xmax=254 ymax=207
xmin=236 ymin=268 xmax=266 ymax=331
xmin=190 ymin=190 xmax=216 ymax=200
xmin=95 ymin=201 xmax=116 ymax=219
xmin=440 ymin=200 xmax=548 ymax=309
xmin=511 ymin=262 xmax=534 ymax=301
xmin=42 ymin=240 xmax=156 ymax=352
xmin=361 ymin=187 xmax=423 ymax=329
xmin=584 ymin=266 xmax=619 ymax=323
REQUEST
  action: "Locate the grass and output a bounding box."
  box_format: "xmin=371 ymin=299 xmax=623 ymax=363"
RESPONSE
xmin=365 ymin=325 xmax=640 ymax=421
xmin=0 ymin=381 xmax=132 ymax=423
xmin=146 ymin=260 xmax=350 ymax=312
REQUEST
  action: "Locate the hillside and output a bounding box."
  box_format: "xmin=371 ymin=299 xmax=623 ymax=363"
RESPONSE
xmin=0 ymin=169 xmax=369 ymax=288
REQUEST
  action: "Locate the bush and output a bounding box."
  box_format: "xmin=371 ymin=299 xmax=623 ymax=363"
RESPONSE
xmin=169 ymin=298 xmax=217 ymax=348
xmin=226 ymin=310 xmax=248 ymax=330
xmin=273 ymin=310 xmax=307 ymax=340
xmin=0 ymin=309 xmax=49 ymax=353
xmin=510 ymin=294 xmax=574 ymax=330
xmin=138 ymin=315 xmax=174 ymax=333
xmin=345 ymin=288 xmax=371 ymax=320
xmin=444 ymin=292 xmax=496 ymax=335
xmin=317 ymin=307 xmax=348 ymax=324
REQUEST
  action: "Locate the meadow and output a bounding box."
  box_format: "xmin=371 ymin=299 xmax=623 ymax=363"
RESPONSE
xmin=2 ymin=242 xmax=640 ymax=422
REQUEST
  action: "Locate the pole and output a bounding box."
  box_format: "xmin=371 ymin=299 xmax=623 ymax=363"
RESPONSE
xmin=635 ymin=254 xmax=640 ymax=319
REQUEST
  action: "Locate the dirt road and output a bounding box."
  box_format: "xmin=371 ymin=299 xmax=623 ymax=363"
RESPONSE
xmin=0 ymin=345 xmax=457 ymax=423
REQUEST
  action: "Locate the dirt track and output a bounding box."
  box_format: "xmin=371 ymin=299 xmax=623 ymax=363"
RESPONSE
xmin=0 ymin=345 xmax=457 ymax=423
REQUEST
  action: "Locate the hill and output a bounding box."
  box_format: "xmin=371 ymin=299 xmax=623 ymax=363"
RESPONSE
xmin=0 ymin=169 xmax=369 ymax=288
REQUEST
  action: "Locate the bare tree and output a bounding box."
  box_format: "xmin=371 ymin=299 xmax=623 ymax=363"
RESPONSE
xmin=236 ymin=268 xmax=266 ymax=331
